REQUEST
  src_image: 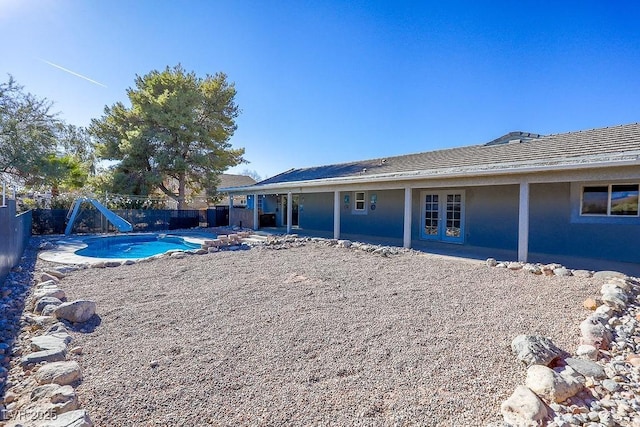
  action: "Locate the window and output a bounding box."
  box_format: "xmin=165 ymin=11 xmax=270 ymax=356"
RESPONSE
xmin=581 ymin=184 xmax=639 ymax=216
xmin=354 ymin=192 xmax=366 ymax=211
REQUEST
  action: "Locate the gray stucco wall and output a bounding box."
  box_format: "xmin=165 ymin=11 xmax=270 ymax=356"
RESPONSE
xmin=339 ymin=189 xmax=404 ymax=238
xmin=299 ymin=193 xmax=333 ymax=231
xmin=0 ymin=201 xmax=32 ymax=284
xmin=465 ymin=185 xmax=519 ymax=250
xmin=529 ymin=182 xmax=640 ymax=263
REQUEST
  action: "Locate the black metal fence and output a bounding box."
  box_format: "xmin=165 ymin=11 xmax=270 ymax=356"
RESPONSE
xmin=31 ymin=208 xmax=221 ymax=235
xmin=0 ymin=200 xmax=32 ymax=283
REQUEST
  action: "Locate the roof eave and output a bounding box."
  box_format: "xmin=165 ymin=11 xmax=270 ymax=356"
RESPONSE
xmin=222 ymin=153 xmax=640 ymax=194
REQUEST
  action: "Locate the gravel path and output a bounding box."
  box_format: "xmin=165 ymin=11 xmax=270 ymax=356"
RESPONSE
xmin=39 ymin=243 xmax=604 ymax=426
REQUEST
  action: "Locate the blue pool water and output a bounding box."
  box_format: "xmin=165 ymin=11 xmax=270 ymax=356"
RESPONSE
xmin=75 ymin=234 xmax=201 ymax=259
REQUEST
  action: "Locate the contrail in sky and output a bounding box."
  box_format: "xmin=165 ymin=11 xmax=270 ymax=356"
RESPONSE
xmin=37 ymin=58 xmax=108 ymax=88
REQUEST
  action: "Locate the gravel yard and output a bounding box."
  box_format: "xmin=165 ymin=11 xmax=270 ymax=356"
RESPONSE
xmin=41 ymin=242 xmax=604 ymax=426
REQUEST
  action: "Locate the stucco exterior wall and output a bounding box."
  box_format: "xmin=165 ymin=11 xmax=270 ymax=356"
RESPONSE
xmin=465 ymin=185 xmax=519 ymax=250
xmin=529 ymin=182 xmax=640 ymax=263
xmin=339 ymin=189 xmax=404 ymax=238
xmin=299 ymin=193 xmax=333 ymax=231
xmin=0 ymin=201 xmax=32 ymax=284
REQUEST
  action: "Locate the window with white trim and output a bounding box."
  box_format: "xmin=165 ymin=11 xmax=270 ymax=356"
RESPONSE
xmin=354 ymin=191 xmax=366 ymax=211
xmin=581 ymin=184 xmax=639 ymax=216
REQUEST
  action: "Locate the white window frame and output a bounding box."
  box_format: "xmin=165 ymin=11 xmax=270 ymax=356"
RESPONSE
xmin=352 ymin=191 xmax=367 ymax=214
xmin=580 ymin=183 xmax=639 ymax=217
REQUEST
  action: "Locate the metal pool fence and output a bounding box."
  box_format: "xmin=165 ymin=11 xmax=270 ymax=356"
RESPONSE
xmin=31 ymin=208 xmax=224 ymax=235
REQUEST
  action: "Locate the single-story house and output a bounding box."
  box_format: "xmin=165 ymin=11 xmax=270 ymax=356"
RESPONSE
xmin=222 ymin=123 xmax=640 ymax=266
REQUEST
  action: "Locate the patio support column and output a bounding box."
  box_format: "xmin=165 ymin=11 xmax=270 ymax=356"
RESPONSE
xmin=333 ymin=190 xmax=340 ymax=239
xmin=228 ymin=194 xmax=234 ymax=227
xmin=253 ymin=194 xmax=259 ymax=230
xmin=403 ymin=187 xmax=412 ymax=248
xmin=286 ymin=191 xmax=293 ymax=234
xmin=518 ymin=181 xmax=529 ymax=262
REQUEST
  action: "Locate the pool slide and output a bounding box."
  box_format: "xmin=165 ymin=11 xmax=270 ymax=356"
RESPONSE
xmin=65 ymin=197 xmax=134 ymax=235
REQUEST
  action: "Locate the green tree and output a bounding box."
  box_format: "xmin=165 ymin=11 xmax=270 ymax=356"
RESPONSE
xmin=91 ymin=65 xmax=245 ymax=209
xmin=0 ymin=76 xmax=92 ymax=192
xmin=0 ymin=75 xmax=59 ymax=183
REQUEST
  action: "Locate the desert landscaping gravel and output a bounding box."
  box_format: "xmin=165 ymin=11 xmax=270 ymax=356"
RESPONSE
xmin=40 ymin=242 xmax=605 ymax=426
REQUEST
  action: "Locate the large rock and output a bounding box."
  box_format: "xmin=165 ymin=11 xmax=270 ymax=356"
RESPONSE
xmin=36 ymin=279 xmax=59 ymax=289
xmin=31 ymin=383 xmax=64 ymax=401
xmin=42 ymin=304 xmax=60 ymax=316
xmin=44 ymin=268 xmax=67 ymax=280
xmin=41 ymin=272 xmax=60 ymax=283
xmin=593 ymin=270 xmax=627 ymax=280
xmin=53 ymin=300 xmax=96 ymax=323
xmin=525 ymin=365 xmax=583 ymax=403
xmin=575 ymin=344 xmax=599 ymax=361
xmin=508 ymin=262 xmax=523 ymax=270
xmin=501 ymin=385 xmax=548 ymax=426
xmin=30 ymin=384 xmax=79 ymax=414
xmin=553 ymin=267 xmax=572 ymax=277
xmin=31 ymin=335 xmax=69 ymax=352
xmin=606 ymin=277 xmax=633 ymax=292
xmin=337 ymin=240 xmax=352 ymax=248
xmin=46 ymin=331 xmax=73 ymax=344
xmin=21 ymin=347 xmax=67 ymax=366
xmin=50 ymin=384 xmax=80 ymax=414
xmin=594 ymin=304 xmax=614 ymax=319
xmin=573 ymin=270 xmax=593 ymax=278
xmin=33 ymin=287 xmax=67 ymax=302
xmin=564 ymin=357 xmax=606 ymax=379
xmin=46 ymin=322 xmax=70 ymax=335
xmin=511 ymin=335 xmax=564 ymax=367
xmin=45 ymin=409 xmax=93 ymax=427
xmin=34 ymin=297 xmax=63 ymax=314
xmin=34 ymin=361 xmax=82 ymax=386
xmin=600 ymin=285 xmax=628 ymax=312
xmin=579 ymin=316 xmax=612 ymax=349
xmin=53 ymin=266 xmax=80 ymax=275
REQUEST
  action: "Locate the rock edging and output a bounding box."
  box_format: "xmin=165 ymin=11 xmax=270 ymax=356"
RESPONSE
xmin=1 ymin=262 xmax=95 ymax=427
xmin=487 ymin=262 xmax=640 ymax=427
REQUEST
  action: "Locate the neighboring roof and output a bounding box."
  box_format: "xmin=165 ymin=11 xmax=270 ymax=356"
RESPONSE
xmin=484 ymin=131 xmax=543 ymax=146
xmin=218 ymin=174 xmax=256 ymax=189
xmin=225 ymin=123 xmax=640 ymax=191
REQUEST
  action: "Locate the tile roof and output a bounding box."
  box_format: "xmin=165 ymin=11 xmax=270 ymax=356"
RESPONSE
xmin=253 ymin=123 xmax=640 ymax=186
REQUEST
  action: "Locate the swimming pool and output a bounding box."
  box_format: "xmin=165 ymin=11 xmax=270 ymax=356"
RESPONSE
xmin=75 ymin=234 xmax=201 ymax=259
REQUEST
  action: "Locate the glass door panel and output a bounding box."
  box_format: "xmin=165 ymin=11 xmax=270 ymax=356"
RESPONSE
xmin=424 ymin=194 xmax=439 ymax=237
xmin=444 ymin=193 xmax=463 ymax=242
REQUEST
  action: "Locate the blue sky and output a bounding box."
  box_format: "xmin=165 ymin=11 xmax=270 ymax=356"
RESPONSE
xmin=2 ymin=1 xmax=639 ymax=180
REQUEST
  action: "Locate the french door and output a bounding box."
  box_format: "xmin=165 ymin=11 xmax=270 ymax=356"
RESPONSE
xmin=282 ymin=195 xmax=299 ymax=227
xmin=420 ymin=190 xmax=465 ymax=243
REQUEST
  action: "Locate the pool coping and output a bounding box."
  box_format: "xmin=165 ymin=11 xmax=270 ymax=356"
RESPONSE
xmin=38 ymin=233 xmax=212 ymax=265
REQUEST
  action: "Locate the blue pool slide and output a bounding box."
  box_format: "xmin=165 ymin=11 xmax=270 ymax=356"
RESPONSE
xmin=65 ymin=198 xmax=133 ymax=235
